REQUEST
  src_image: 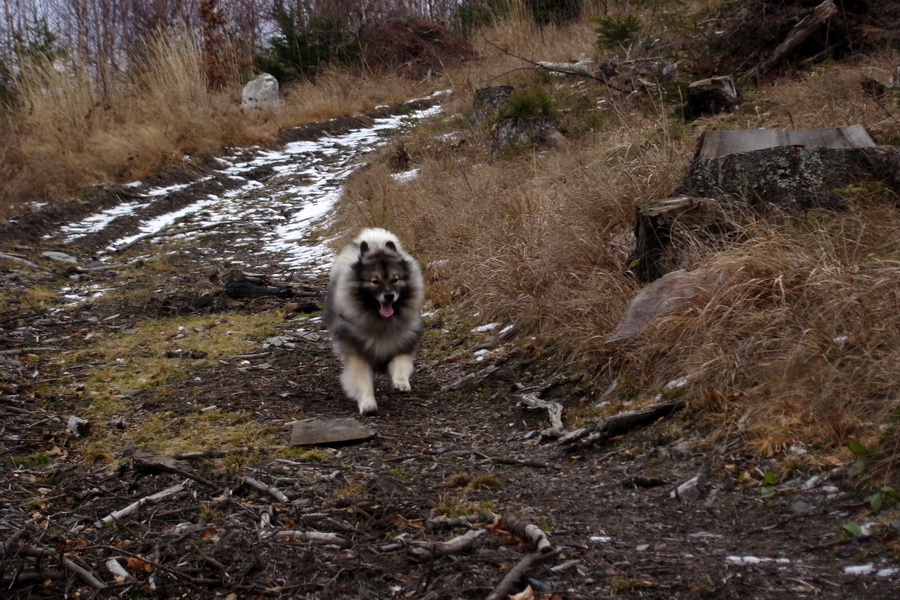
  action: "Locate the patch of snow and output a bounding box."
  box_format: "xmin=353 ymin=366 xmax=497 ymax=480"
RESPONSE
xmin=472 ymin=322 xmax=501 ymax=333
xmin=391 ymin=169 xmax=420 ymax=182
xmin=726 ymin=556 xmax=791 ymax=566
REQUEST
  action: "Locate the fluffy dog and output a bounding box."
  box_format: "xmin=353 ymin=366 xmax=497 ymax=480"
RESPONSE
xmin=324 ymin=228 xmax=424 ymax=414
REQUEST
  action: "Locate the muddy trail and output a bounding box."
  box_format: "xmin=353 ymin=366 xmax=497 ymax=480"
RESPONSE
xmin=1 ymin=100 xmax=898 ymax=599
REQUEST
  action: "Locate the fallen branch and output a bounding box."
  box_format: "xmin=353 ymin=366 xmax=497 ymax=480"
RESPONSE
xmin=241 ymin=476 xmax=289 ymax=503
xmin=95 ymin=481 xmax=188 ymax=527
xmin=519 ymin=393 xmax=564 ymax=436
xmin=408 ymin=528 xmax=485 ymax=560
xmin=485 ymin=548 xmax=563 ymax=600
xmin=485 ymin=41 xmax=626 ymax=92
xmin=745 ymin=0 xmax=837 ymax=82
xmin=503 ymin=512 xmax=553 ymax=554
xmin=263 ymin=530 xmax=349 ymax=547
xmin=18 ymin=546 xmax=106 ymax=589
xmin=559 ymin=397 xmax=686 ymax=448
xmin=0 ymin=252 xmax=56 ymax=273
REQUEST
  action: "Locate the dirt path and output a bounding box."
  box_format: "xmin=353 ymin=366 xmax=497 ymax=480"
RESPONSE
xmin=1 ymin=106 xmax=897 ymax=599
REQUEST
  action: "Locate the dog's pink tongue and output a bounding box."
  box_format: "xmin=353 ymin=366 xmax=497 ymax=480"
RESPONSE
xmin=379 ymin=302 xmax=394 ymax=318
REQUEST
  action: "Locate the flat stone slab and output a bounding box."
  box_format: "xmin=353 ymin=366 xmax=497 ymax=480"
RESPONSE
xmin=290 ymin=418 xmax=376 ymax=446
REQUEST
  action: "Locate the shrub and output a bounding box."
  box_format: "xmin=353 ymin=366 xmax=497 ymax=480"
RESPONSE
xmin=500 ymin=84 xmax=557 ymax=118
xmin=591 ymin=13 xmax=642 ymax=51
xmin=255 ymin=8 xmax=355 ymax=82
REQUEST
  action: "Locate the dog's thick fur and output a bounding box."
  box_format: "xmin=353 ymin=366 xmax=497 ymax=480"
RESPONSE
xmin=324 ymin=228 xmax=424 ymax=414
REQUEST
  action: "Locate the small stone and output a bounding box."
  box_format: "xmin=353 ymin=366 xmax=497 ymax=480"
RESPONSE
xmin=290 ymin=417 xmax=376 ymax=446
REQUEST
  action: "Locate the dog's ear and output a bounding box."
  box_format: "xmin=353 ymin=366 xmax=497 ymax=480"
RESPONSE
xmin=385 ymin=240 xmax=397 ymax=253
xmin=359 ymin=241 xmax=369 ymax=256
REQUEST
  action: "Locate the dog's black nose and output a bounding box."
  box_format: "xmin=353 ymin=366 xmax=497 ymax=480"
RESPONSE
xmin=383 ymin=292 xmax=395 ymax=303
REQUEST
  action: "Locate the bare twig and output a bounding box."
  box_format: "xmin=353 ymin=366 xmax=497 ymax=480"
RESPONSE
xmin=241 ymin=476 xmax=289 ymax=503
xmin=559 ymin=398 xmax=686 ymax=448
xmin=263 ymin=530 xmax=349 ymax=547
xmin=95 ymin=481 xmax=188 ymax=527
xmin=485 ymin=548 xmax=563 ymax=600
xmin=408 ymin=528 xmax=485 ymax=560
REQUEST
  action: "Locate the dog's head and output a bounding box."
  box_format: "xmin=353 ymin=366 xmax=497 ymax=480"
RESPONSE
xmin=355 ymin=240 xmax=412 ymax=318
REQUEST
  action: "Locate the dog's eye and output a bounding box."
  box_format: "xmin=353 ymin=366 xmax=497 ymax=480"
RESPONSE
xmin=370 ymin=278 xmax=380 ymax=285
xmin=391 ymin=276 xmax=400 ymax=284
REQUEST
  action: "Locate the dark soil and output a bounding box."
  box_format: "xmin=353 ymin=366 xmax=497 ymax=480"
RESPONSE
xmin=1 ymin=114 xmax=898 ymax=600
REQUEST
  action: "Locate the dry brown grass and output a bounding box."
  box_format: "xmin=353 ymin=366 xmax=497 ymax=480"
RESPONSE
xmin=334 ymin=12 xmax=900 ymax=481
xmin=0 ymin=29 xmax=433 ymax=216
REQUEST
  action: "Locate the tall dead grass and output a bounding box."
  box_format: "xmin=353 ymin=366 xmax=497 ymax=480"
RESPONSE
xmin=335 ymin=11 xmax=900 ymax=480
xmin=1 ymin=28 xmax=432 ymax=215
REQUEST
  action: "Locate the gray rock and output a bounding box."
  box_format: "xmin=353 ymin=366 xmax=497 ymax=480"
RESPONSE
xmin=241 ymin=73 xmax=280 ymax=112
xmin=607 ymin=270 xmax=702 ymax=343
xmin=41 ymin=251 xmax=78 ymax=265
xmin=290 ymin=417 xmax=376 ymax=446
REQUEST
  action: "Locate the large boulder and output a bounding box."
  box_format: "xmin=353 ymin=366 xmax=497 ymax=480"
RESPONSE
xmin=241 ymin=73 xmax=280 ymax=112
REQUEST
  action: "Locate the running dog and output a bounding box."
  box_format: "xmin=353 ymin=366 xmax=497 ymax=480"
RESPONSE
xmin=324 ymin=228 xmax=424 ymax=414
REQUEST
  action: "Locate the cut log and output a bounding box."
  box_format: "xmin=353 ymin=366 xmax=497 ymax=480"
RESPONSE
xmin=628 ymin=125 xmax=898 ymax=280
xmin=675 ymin=141 xmax=900 ymax=213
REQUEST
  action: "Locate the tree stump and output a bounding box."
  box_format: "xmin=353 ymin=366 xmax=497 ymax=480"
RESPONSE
xmin=491 ymin=116 xmax=565 ymax=157
xmin=470 ymin=86 xmax=515 ymax=125
xmin=629 ymin=196 xmax=728 ymax=283
xmin=674 ymin=125 xmax=899 ymax=212
xmin=684 ymin=75 xmax=740 ymax=119
xmin=628 ymin=125 xmax=900 ymax=281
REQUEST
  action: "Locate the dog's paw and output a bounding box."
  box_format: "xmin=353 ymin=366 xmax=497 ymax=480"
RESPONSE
xmin=358 ymin=397 xmax=379 ymax=415
xmin=392 ymin=378 xmax=411 ymax=392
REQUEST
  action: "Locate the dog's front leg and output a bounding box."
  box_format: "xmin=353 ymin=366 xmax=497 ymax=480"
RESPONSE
xmin=388 ymin=354 xmax=414 ymax=392
xmin=341 ymin=354 xmax=378 ymax=414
